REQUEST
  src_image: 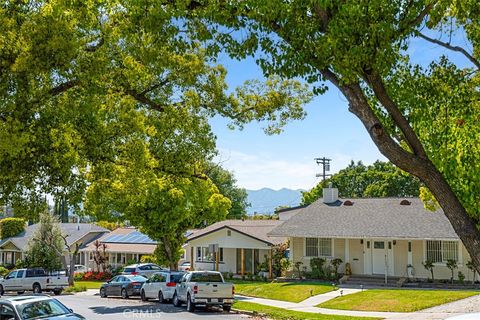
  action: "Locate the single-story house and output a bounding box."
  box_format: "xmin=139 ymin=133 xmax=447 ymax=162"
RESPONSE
xmin=0 ymin=223 xmax=108 ymax=267
xmin=185 ymin=220 xmax=286 ymax=276
xmin=80 ymin=227 xmax=159 ymax=270
xmin=268 ymin=187 xmax=477 ymax=281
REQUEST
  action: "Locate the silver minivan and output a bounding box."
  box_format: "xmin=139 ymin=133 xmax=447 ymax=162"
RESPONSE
xmin=140 ymin=271 xmax=184 ymax=303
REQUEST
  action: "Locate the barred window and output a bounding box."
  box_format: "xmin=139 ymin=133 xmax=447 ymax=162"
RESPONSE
xmin=426 ymin=240 xmax=458 ymax=263
xmin=305 ymin=238 xmax=332 ymax=257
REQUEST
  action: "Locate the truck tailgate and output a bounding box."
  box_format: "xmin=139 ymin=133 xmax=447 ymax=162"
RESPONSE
xmin=196 ymin=283 xmax=233 ymax=298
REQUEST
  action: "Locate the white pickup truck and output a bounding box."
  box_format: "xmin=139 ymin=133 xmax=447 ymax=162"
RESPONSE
xmin=0 ymin=268 xmax=69 ymax=295
xmin=172 ymin=271 xmax=234 ymax=312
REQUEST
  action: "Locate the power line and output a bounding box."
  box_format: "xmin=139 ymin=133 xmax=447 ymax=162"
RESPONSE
xmin=314 ymin=157 xmax=332 ymax=181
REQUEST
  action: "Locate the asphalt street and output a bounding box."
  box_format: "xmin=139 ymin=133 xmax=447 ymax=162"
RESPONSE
xmin=54 ymin=294 xmax=250 ymax=320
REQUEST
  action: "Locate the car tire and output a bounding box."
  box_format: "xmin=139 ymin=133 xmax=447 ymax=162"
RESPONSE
xmin=186 ymin=294 xmax=195 ymax=313
xmin=33 ymin=283 xmax=42 ymax=294
xmin=158 ymin=291 xmax=165 ymax=304
xmin=100 ymin=288 xmax=107 ymax=298
xmin=53 ymin=289 xmax=62 ymax=296
xmin=121 ymin=288 xmax=129 ymax=299
xmin=17 ymin=291 xmax=25 ymax=295
xmin=141 ymin=290 xmax=147 ymax=301
xmin=0 ymin=285 xmax=4 ymax=296
xmin=172 ymin=292 xmax=181 ymax=307
xmin=223 ymin=305 xmax=232 ymax=312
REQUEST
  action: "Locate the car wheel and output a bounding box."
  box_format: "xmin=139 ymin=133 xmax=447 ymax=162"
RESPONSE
xmin=172 ymin=292 xmax=181 ymax=307
xmin=100 ymin=288 xmax=107 ymax=298
xmin=186 ymin=294 xmax=195 ymax=313
xmin=0 ymin=285 xmax=4 ymax=296
xmin=223 ymin=305 xmax=232 ymax=312
xmin=121 ymin=288 xmax=129 ymax=299
xmin=53 ymin=289 xmax=62 ymax=296
xmin=16 ymin=291 xmax=25 ymax=295
xmin=141 ymin=290 xmax=147 ymax=301
xmin=33 ymin=283 xmax=42 ymax=294
xmin=158 ymin=291 xmax=165 ymax=304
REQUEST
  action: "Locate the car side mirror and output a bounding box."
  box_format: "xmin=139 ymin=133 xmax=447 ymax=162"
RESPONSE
xmin=68 ymin=308 xmax=73 ymax=313
xmin=146 ymin=280 xmax=150 ymax=283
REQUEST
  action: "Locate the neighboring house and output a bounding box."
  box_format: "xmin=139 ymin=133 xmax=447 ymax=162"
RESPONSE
xmin=0 ymin=223 xmax=108 ymax=267
xmin=268 ymin=186 xmax=476 ymax=281
xmin=276 ymin=205 xmax=307 ymax=221
xmin=80 ymin=227 xmax=158 ymax=270
xmin=185 ymin=220 xmax=286 ymax=276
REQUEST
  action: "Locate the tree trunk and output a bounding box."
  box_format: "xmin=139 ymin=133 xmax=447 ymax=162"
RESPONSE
xmin=332 ymin=80 xmax=480 ymax=275
xmin=68 ymin=253 xmax=75 ymax=286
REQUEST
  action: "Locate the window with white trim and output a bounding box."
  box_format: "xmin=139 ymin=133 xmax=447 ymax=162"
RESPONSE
xmin=426 ymin=240 xmax=458 ymax=263
xmin=196 ymin=247 xmax=224 ymax=262
xmin=305 ymin=238 xmax=332 ymax=257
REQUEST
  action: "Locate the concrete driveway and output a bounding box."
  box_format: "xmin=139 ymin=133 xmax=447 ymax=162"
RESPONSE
xmin=54 ymin=293 xmax=248 ymax=320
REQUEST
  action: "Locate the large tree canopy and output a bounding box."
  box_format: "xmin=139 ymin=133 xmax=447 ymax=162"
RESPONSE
xmin=167 ymin=0 xmax=480 ymax=271
xmin=0 ymin=1 xmax=311 ymax=268
xmin=302 ymin=161 xmax=421 ymax=205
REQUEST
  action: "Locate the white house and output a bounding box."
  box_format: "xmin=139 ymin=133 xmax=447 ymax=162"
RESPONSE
xmin=268 ymin=186 xmax=478 ymax=282
xmin=185 ymin=220 xmax=286 ymax=277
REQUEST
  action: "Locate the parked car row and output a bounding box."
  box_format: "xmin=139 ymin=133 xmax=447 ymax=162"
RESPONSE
xmin=99 ymin=270 xmax=234 ymax=313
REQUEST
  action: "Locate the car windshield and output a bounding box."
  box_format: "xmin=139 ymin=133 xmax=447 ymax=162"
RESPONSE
xmin=17 ymin=299 xmax=71 ymax=320
xmin=190 ymin=273 xmax=223 ymax=282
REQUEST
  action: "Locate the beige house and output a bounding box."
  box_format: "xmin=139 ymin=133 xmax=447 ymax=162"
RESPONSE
xmin=269 ymin=187 xmax=477 ymax=282
xmin=185 ymin=220 xmax=286 ymax=277
xmin=0 ymin=223 xmax=108 ymax=267
xmin=80 ymin=227 xmax=157 ymax=270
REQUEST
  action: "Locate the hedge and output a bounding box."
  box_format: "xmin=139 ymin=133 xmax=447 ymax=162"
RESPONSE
xmin=0 ymin=218 xmax=26 ymax=239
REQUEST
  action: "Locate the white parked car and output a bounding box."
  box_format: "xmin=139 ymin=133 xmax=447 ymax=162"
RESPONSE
xmin=74 ymin=265 xmax=90 ymax=274
xmin=0 ymin=268 xmax=68 ymax=295
xmin=140 ymin=271 xmax=184 ymax=303
xmin=172 ymin=271 xmax=234 ymax=312
xmin=122 ymin=263 xmax=167 ymax=278
xmin=178 ymin=262 xmax=191 ymax=271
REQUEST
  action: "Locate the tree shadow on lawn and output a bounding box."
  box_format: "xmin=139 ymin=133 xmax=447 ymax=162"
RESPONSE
xmin=90 ymin=297 xmax=231 ymax=316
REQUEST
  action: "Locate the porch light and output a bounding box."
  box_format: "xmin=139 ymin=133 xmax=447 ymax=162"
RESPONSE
xmin=393 ymin=240 xmax=397 ymax=245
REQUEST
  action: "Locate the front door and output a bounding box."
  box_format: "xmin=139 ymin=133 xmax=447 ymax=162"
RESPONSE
xmin=372 ymin=241 xmax=387 ymax=274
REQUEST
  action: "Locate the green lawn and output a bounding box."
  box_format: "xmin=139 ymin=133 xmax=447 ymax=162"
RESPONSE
xmin=319 ymin=289 xmax=480 ymax=312
xmin=232 ymin=280 xmax=334 ymax=303
xmin=74 ymin=280 xmax=104 ymax=289
xmin=233 ymin=301 xmax=381 ymax=320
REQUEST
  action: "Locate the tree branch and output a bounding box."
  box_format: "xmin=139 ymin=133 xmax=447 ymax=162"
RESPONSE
xmin=125 ymin=89 xmax=165 ymax=112
xmin=363 ymin=72 xmax=427 ymax=158
xmin=398 ymin=2 xmax=436 ymax=34
xmin=418 ymin=32 xmax=480 ymax=69
xmin=49 ymin=80 xmax=80 ymax=96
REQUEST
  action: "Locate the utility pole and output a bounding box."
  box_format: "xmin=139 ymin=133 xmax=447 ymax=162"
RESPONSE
xmin=314 ymin=157 xmax=332 ymax=181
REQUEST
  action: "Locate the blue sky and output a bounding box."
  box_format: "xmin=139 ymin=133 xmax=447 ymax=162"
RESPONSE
xmin=209 ymin=30 xmax=473 ymax=191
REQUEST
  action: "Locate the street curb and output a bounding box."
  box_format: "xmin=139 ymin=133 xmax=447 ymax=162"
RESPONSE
xmin=232 ymin=308 xmax=266 ymax=318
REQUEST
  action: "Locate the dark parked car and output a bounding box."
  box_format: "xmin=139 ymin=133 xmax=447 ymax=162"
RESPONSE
xmin=0 ymin=294 xmax=85 ymax=319
xmin=100 ymin=275 xmax=147 ymax=299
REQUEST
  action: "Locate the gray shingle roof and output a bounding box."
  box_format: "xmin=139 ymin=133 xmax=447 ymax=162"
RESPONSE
xmin=188 ymin=220 xmax=286 ymax=245
xmin=0 ymin=223 xmax=108 ymax=251
xmin=268 ymin=198 xmax=459 ymax=240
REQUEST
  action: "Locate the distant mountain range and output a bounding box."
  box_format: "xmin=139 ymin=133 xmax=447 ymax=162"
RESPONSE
xmin=246 ymin=188 xmax=304 ymax=215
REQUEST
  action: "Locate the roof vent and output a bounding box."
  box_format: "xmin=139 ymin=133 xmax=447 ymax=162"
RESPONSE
xmin=323 ymin=186 xmax=339 ymax=204
xmin=400 ymin=199 xmax=411 ymax=205
xmin=343 ymin=200 xmax=354 ymax=206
